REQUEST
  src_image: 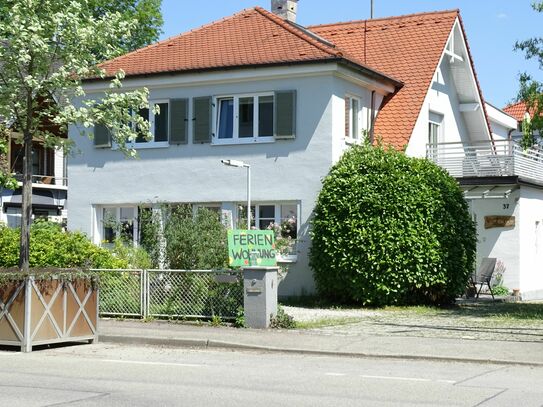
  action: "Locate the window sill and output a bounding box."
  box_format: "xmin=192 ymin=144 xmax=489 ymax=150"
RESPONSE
xmin=112 ymin=141 xmax=170 ymax=150
xmin=345 ymin=137 xmax=364 ymax=146
xmin=276 ymin=254 xmax=297 ymax=263
xmin=212 ymin=137 xmax=275 ymax=146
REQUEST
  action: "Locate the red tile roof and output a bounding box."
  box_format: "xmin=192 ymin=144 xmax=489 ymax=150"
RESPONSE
xmin=310 ymin=10 xmax=464 ymax=149
xmin=98 ymin=7 xmax=489 ymax=149
xmin=504 ymin=101 xmax=529 ymax=122
xmin=99 ymin=7 xmax=396 ymax=84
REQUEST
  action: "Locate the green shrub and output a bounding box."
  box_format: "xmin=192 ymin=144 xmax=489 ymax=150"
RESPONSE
xmin=310 ymin=144 xmax=476 ymax=306
xmin=0 ymin=220 xmax=127 ymax=269
xmin=163 ymin=205 xmax=228 ymax=270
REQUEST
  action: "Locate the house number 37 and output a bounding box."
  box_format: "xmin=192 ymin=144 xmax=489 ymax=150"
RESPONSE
xmin=503 ymin=204 xmax=510 ymax=210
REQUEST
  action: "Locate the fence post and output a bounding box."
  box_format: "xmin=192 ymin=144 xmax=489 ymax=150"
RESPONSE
xmin=142 ymin=269 xmax=149 ymax=319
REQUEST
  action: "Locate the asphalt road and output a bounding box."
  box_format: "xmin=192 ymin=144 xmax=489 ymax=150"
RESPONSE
xmin=0 ymin=343 xmax=542 ymax=406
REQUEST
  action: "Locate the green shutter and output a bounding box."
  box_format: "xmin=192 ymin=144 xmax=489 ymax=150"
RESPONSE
xmin=94 ymin=123 xmax=111 ymax=148
xmin=193 ymin=96 xmax=212 ymax=143
xmin=274 ymin=90 xmax=297 ymax=140
xmin=169 ymin=98 xmax=189 ymax=144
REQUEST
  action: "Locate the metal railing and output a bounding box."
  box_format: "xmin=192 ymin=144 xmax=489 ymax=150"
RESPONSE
xmin=426 ymin=140 xmax=543 ymax=183
xmin=13 ymin=173 xmax=68 ymax=187
xmin=92 ymin=269 xmax=243 ymax=320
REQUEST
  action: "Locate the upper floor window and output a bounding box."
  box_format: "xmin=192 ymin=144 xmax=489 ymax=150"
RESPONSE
xmin=428 ymin=112 xmax=444 ymax=146
xmin=345 ymin=95 xmax=364 ymax=142
xmin=214 ymin=93 xmax=274 ymax=144
xmin=133 ymin=100 xmax=169 ymax=147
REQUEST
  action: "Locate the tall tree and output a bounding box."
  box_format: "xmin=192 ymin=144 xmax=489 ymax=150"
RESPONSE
xmin=0 ymin=0 xmax=153 ymax=272
xmin=515 ymin=1 xmax=543 ymax=148
xmin=88 ymin=0 xmax=163 ymax=56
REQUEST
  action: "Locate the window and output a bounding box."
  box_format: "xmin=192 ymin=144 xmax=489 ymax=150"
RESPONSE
xmin=133 ymin=101 xmax=169 ymax=146
xmin=100 ymin=206 xmax=138 ymax=245
xmin=214 ymin=93 xmax=274 ymax=144
xmin=428 ymin=112 xmax=444 ymax=146
xmin=236 ymin=203 xmax=298 ymax=239
xmin=345 ymin=96 xmax=363 ymax=141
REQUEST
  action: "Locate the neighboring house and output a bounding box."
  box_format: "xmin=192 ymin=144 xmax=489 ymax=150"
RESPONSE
xmin=503 ymin=100 xmax=540 ymax=140
xmin=0 ymin=115 xmax=68 ymax=228
xmin=68 ymin=1 xmax=543 ymax=299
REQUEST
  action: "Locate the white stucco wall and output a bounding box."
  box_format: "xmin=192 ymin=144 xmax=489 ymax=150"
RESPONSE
xmin=68 ymin=67 xmax=387 ymax=296
xmin=469 ymin=191 xmax=520 ymax=291
xmin=406 ymin=59 xmax=470 ymax=158
xmin=518 ymin=186 xmax=543 ymax=299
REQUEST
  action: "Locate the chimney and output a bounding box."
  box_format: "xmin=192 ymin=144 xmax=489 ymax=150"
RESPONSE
xmin=271 ymin=0 xmax=298 ymax=23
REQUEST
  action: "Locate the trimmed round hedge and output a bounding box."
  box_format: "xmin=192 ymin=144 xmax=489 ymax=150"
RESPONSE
xmin=310 ymin=144 xmax=476 ymax=306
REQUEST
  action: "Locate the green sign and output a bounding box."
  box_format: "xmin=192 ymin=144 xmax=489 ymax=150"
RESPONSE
xmin=227 ymin=230 xmax=277 ymax=267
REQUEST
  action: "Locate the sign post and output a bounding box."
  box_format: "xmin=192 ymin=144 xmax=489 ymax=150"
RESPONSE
xmin=228 ymin=229 xmax=278 ymax=328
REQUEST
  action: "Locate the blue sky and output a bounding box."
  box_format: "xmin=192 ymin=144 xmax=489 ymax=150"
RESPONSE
xmin=160 ymin=0 xmax=542 ymax=108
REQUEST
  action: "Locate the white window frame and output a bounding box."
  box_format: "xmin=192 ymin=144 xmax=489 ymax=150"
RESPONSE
xmin=235 ymin=202 xmax=299 ymax=233
xmin=428 ymin=112 xmax=444 ymax=146
xmin=128 ymin=99 xmax=170 ymax=149
xmin=95 ymin=205 xmax=139 ymax=246
xmin=212 ymin=92 xmax=275 ymax=145
xmin=345 ymin=95 xmax=365 ymax=144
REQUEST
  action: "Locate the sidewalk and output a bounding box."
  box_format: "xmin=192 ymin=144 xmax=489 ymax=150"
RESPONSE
xmin=98 ymin=318 xmax=543 ymax=366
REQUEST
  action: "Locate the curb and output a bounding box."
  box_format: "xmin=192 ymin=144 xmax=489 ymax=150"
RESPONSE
xmin=99 ymin=334 xmax=543 ymax=367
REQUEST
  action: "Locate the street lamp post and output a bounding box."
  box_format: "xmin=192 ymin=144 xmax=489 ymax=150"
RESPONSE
xmin=221 ymin=159 xmax=251 ymax=230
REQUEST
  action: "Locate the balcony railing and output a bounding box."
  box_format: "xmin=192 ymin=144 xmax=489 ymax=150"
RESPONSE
xmin=13 ymin=174 xmax=68 ymax=187
xmin=426 ymin=140 xmax=543 ymax=184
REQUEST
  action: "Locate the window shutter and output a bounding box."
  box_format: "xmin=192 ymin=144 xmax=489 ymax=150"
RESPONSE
xmin=94 ymin=124 xmax=111 ymax=148
xmin=274 ymin=90 xmax=297 ymax=140
xmin=193 ymin=96 xmax=212 ymax=143
xmin=169 ymin=98 xmax=189 ymax=144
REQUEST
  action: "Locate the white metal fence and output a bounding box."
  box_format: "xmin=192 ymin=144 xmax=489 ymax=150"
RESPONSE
xmin=92 ymin=269 xmax=243 ymax=320
xmin=426 ymin=140 xmax=543 ymax=183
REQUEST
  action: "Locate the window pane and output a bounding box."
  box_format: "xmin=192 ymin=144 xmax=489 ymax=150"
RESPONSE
xmin=239 ymin=97 xmax=254 ymax=138
xmin=218 ymin=99 xmax=234 ymax=139
xmin=103 ymin=208 xmax=117 ymax=243
xmin=428 ymin=122 xmax=439 ymax=145
xmin=258 ymin=96 xmax=274 ymax=137
xmin=259 ymin=205 xmax=275 ymax=219
xmin=119 ymin=207 xmax=135 ymax=243
xmin=237 ymin=205 xmax=256 ymax=229
xmin=351 ymin=98 xmax=359 ymax=139
xmin=154 ymin=103 xmax=169 ymax=142
xmin=258 ymin=205 xmax=275 ymax=231
xmin=280 ymin=204 xmax=297 ymax=239
xmin=136 ymin=108 xmax=150 ymax=143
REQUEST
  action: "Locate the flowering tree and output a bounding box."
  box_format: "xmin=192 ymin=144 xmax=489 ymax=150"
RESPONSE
xmin=515 ymin=1 xmax=543 ymax=148
xmin=0 ymin=0 xmax=153 ymax=272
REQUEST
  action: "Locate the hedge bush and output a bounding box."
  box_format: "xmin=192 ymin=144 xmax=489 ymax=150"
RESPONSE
xmin=310 ymin=144 xmax=476 ymax=306
xmin=0 ymin=220 xmax=127 ymax=269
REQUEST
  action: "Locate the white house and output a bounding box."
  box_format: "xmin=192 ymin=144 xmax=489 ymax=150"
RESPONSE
xmin=68 ymin=1 xmax=543 ymax=299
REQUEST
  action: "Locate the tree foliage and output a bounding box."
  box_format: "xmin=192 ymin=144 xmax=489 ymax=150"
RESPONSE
xmin=0 ymin=0 xmax=156 ymax=270
xmin=310 ymin=144 xmax=476 ymax=306
xmin=0 ymin=221 xmax=127 ymax=269
xmin=88 ymin=0 xmax=163 ymax=57
xmin=0 ymin=125 xmax=17 ymax=190
xmin=515 ymin=1 xmax=543 ymax=147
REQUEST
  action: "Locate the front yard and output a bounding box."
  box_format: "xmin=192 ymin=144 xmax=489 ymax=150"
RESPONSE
xmin=283 ymin=301 xmax=543 ymax=342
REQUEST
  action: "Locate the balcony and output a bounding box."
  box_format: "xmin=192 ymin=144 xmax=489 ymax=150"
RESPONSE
xmin=13 ymin=174 xmax=68 ymax=189
xmin=426 ymin=140 xmax=543 ymax=184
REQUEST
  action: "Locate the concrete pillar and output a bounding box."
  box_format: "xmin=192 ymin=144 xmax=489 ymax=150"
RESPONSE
xmin=242 ymin=267 xmax=278 ymax=328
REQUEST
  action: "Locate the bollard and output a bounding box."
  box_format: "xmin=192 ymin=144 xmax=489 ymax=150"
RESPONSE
xmin=242 ymin=267 xmax=278 ymax=328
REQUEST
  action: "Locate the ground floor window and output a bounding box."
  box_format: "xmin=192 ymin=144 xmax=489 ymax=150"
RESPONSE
xmin=99 ymin=206 xmax=138 ymax=245
xmin=236 ymin=203 xmax=298 ymax=238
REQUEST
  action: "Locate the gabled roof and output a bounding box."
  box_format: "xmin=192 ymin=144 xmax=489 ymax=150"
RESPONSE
xmin=504 ymin=101 xmax=530 ymax=122
xmin=98 ymin=7 xmax=398 ymax=85
xmin=310 ymin=10 xmax=462 ymax=149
